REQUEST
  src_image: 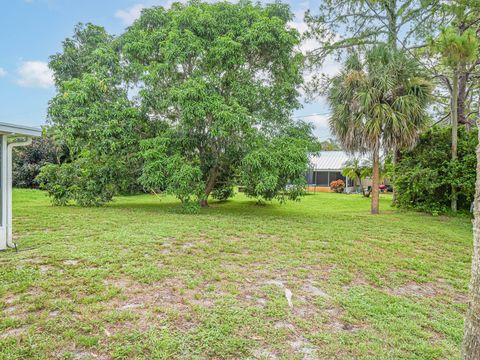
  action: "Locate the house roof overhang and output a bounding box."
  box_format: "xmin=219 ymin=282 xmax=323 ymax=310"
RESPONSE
xmin=0 ymin=122 xmax=42 ymax=137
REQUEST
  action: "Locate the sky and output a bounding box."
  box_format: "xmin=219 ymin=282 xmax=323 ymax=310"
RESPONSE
xmin=0 ymin=0 xmax=338 ymax=139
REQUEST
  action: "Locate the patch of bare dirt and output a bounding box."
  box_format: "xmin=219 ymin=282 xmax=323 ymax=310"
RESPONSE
xmin=101 ymin=276 xmax=216 ymax=335
xmin=103 ymin=278 xmax=130 ymax=290
xmin=4 ymin=305 xmax=18 ymax=314
xmin=274 ymin=321 xmax=295 ymax=331
xmin=38 ymin=265 xmax=53 ymax=274
xmin=321 ymin=306 xmax=365 ymax=333
xmin=71 ymin=351 xmax=109 ymax=360
xmin=388 ymin=282 xmax=438 ymax=297
xmin=251 ymin=348 xmax=279 ymax=359
xmin=436 ymin=278 xmax=468 ymax=303
xmin=63 ymin=260 xmax=79 ymax=266
xmin=0 ymin=327 xmax=26 ymax=339
xmin=302 ymin=283 xmax=330 ymax=299
xmin=289 ymin=337 xmax=317 ymax=360
xmin=342 ymin=272 xmax=370 ymax=289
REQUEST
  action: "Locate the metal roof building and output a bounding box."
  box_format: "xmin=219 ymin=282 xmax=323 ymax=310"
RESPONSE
xmin=307 ymin=151 xmax=370 ymax=192
xmin=310 ymin=151 xmax=353 ymax=171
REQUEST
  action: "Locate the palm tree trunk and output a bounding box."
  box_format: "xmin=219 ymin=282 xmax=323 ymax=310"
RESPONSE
xmin=452 ymin=68 xmax=459 ymax=212
xmin=461 ymin=128 xmax=480 ymax=359
xmin=371 ymin=146 xmax=380 ymax=215
xmin=358 ymin=176 xmax=365 ymax=196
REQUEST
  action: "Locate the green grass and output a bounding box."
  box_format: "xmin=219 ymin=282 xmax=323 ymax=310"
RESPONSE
xmin=0 ymin=189 xmax=473 ymax=359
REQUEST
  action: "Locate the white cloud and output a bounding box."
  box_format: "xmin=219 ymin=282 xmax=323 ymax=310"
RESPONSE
xmin=320 ymin=56 xmax=342 ymax=77
xmin=17 ymin=61 xmax=54 ymax=88
xmin=114 ymin=1 xmax=195 ymax=26
xmin=0 ymin=68 xmax=7 ymax=77
xmin=115 ymin=4 xmax=146 ymax=26
xmin=309 ymin=114 xmax=330 ymax=129
xmin=288 ymin=2 xmax=317 ymax=55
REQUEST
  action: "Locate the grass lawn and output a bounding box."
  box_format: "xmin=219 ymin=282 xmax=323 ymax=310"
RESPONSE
xmin=0 ymin=189 xmax=473 ymax=359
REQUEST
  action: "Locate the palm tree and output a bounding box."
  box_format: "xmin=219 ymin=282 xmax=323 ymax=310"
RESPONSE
xmin=328 ymin=46 xmax=432 ymax=214
xmin=342 ymin=158 xmax=368 ymax=196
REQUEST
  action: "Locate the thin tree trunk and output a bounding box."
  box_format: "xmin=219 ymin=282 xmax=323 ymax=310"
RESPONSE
xmin=452 ymin=69 xmax=459 ymax=212
xmin=358 ymin=176 xmax=365 ymax=196
xmin=392 ymin=148 xmax=401 ymax=206
xmin=386 ymin=0 xmax=397 ymax=51
xmin=386 ymin=2 xmax=399 ymax=207
xmin=458 ymin=64 xmax=469 ymax=129
xmin=371 ymin=146 xmax=380 ymax=215
xmin=461 ymin=127 xmax=480 ymax=359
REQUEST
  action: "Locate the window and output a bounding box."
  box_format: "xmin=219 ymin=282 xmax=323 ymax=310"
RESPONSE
xmin=315 ymin=171 xmax=329 ymax=186
xmin=329 ymin=172 xmax=344 ymax=182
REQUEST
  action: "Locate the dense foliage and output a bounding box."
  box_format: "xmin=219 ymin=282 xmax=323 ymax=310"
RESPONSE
xmin=395 ymin=126 xmax=477 ymax=214
xmin=38 ymin=23 xmax=150 ymax=206
xmin=238 ymin=123 xmax=319 ymax=203
xmin=13 ymin=131 xmax=66 ymax=188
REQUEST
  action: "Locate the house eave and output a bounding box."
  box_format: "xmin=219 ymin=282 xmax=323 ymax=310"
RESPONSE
xmin=0 ymin=122 xmax=42 ymax=137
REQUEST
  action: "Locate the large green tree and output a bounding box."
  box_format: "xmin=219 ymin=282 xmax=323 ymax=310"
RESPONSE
xmin=428 ymin=1 xmax=480 ymax=131
xmin=121 ymin=1 xmax=315 ymax=208
xmin=328 ymin=46 xmax=431 ymax=214
xmin=42 ymin=2 xmax=317 ymax=209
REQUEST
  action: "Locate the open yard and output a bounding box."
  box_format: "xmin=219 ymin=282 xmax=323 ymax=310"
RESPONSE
xmin=0 ymin=189 xmax=473 ymax=359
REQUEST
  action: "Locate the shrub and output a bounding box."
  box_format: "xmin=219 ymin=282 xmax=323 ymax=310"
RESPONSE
xmin=395 ymin=126 xmax=477 ymax=214
xmin=330 ymin=179 xmax=345 ymax=193
xmin=211 ymin=183 xmax=235 ymax=202
xmin=13 ymin=133 xmax=66 ymax=188
xmin=36 ymin=157 xmax=116 ymax=207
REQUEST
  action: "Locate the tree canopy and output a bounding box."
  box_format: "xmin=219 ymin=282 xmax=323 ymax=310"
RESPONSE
xmin=40 ymin=1 xmax=319 ymax=209
xmin=121 ymin=1 xmax=316 ymax=208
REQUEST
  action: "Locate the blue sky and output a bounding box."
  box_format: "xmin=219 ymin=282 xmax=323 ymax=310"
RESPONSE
xmin=0 ymin=0 xmax=334 ymax=139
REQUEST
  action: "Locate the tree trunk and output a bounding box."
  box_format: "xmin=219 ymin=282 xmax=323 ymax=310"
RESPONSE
xmin=386 ymin=2 xmax=399 ymax=207
xmin=200 ymin=167 xmax=219 ymax=208
xmin=452 ymin=69 xmax=459 ymax=212
xmin=358 ymin=176 xmax=365 ymax=196
xmin=392 ymin=148 xmax=401 ymax=206
xmin=371 ymin=146 xmax=380 ymax=215
xmin=461 ymin=128 xmax=480 ymax=359
xmin=458 ymin=64 xmax=469 ymax=129
xmin=386 ymin=0 xmax=397 ymax=51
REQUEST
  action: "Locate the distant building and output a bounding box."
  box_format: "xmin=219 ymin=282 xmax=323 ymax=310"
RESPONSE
xmin=306 ymin=151 xmax=371 ymax=193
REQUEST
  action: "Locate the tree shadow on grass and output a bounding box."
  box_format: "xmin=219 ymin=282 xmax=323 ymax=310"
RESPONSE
xmin=106 ymin=195 xmax=311 ymax=220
